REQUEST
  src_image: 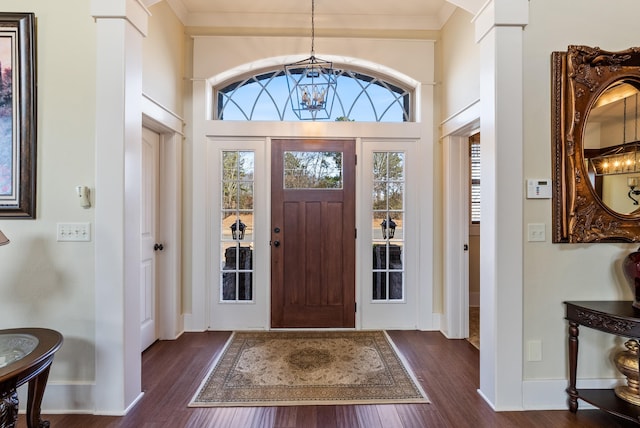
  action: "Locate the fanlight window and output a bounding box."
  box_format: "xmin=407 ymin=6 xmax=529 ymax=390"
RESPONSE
xmin=216 ymin=68 xmax=412 ymax=122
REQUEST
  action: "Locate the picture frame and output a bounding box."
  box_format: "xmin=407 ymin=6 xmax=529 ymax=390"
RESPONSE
xmin=0 ymin=12 xmax=36 ymax=218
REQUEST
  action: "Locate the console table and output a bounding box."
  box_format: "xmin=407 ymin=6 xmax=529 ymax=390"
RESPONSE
xmin=565 ymin=301 xmax=640 ymax=424
xmin=0 ymin=328 xmax=63 ymax=428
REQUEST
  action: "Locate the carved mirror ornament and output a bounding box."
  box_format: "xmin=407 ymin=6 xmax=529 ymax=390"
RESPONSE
xmin=552 ymin=45 xmax=640 ymax=243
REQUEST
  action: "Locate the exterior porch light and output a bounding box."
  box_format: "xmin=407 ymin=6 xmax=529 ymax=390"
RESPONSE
xmin=380 ymin=218 xmax=396 ymax=239
xmin=230 ymin=220 xmax=246 ymax=240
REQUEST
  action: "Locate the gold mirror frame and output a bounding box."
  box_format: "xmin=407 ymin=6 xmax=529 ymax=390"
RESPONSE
xmin=552 ymin=45 xmax=640 ymax=243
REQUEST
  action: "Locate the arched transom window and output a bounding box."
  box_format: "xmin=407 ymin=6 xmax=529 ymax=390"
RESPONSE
xmin=215 ymin=68 xmax=413 ymax=122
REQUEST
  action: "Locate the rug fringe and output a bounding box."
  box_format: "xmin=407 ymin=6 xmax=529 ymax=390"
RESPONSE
xmin=187 ymin=332 xmax=236 ymax=408
xmin=189 ymin=398 xmax=428 ymax=408
xmin=382 ymin=330 xmax=430 ymax=403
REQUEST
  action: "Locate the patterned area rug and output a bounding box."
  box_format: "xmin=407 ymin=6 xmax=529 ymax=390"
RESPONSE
xmin=189 ymin=330 xmax=429 ymax=407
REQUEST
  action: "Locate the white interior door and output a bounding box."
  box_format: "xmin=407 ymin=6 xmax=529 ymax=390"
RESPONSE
xmin=442 ymin=133 xmax=472 ymax=339
xmin=141 ymin=127 xmax=160 ymax=351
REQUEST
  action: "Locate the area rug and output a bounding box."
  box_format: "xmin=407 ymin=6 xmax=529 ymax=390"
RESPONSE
xmin=189 ymin=330 xmax=429 ymax=407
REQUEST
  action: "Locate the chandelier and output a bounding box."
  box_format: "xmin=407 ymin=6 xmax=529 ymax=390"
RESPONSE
xmin=590 ymin=94 xmax=640 ymax=176
xmin=284 ymin=0 xmax=338 ymax=120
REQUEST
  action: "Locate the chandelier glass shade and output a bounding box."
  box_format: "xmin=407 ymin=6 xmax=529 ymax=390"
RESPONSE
xmin=284 ymin=0 xmax=338 ymax=120
xmin=589 ymin=143 xmax=640 ymax=176
xmin=285 ymin=57 xmax=338 ymax=120
xmin=590 ymin=95 xmax=640 ymax=176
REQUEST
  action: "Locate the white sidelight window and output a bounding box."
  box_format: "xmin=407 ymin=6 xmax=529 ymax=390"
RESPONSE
xmin=372 ymin=152 xmax=405 ymax=301
xmin=220 ymin=151 xmax=255 ymax=302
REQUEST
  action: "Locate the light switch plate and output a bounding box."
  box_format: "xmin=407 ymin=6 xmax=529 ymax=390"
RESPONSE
xmin=527 ymin=223 xmax=545 ymax=242
xmin=57 ymin=223 xmax=91 ymax=242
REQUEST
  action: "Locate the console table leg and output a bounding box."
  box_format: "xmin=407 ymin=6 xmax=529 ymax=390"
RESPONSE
xmin=0 ymin=388 xmax=19 ymax=428
xmin=567 ymin=321 xmax=579 ymax=413
xmin=26 ymin=364 xmax=51 ymax=428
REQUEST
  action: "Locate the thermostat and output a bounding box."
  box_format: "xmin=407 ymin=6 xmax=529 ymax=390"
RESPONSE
xmin=526 ymin=179 xmax=552 ymax=199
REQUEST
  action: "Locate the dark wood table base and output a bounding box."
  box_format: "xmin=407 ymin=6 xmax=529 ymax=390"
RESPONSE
xmin=0 ymin=388 xmax=19 ymax=427
xmin=0 ymin=328 xmax=62 ymax=428
xmin=565 ymin=301 xmax=640 ymax=425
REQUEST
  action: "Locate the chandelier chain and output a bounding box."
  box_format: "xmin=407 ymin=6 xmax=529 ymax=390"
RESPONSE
xmin=310 ymin=0 xmax=316 ymax=56
xmin=624 ymin=97 xmax=627 ymax=143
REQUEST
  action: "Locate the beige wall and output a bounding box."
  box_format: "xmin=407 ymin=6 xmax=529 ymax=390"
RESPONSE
xmin=439 ymin=7 xmax=478 ymax=121
xmin=523 ymin=0 xmax=640 ymax=380
xmin=144 ymin=2 xmax=186 ymax=116
xmin=440 ymin=8 xmax=481 ymax=309
xmin=0 ymin=0 xmax=97 ymax=382
xmin=438 ymin=0 xmax=640 ymax=385
xmin=0 ymin=1 xmax=185 ymax=393
xmin=5 ymin=0 xmax=640 ymax=412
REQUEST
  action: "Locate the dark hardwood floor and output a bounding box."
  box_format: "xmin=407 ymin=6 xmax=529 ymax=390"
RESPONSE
xmin=23 ymin=330 xmax=639 ymax=427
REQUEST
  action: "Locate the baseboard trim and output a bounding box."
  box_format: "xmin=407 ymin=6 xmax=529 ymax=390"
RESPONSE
xmin=16 ymin=382 xmax=145 ymax=416
xmin=523 ymin=378 xmax=622 ymax=410
xmin=18 ymin=381 xmax=95 ymax=414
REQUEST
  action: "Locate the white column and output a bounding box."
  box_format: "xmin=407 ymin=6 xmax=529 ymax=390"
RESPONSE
xmin=184 ymin=78 xmax=210 ymax=331
xmin=418 ymin=82 xmax=436 ymax=330
xmin=91 ymin=0 xmax=149 ymax=414
xmin=475 ymin=0 xmax=528 ymax=410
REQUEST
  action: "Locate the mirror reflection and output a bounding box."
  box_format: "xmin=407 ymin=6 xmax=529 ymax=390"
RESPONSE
xmin=585 ymin=80 xmax=640 ymax=215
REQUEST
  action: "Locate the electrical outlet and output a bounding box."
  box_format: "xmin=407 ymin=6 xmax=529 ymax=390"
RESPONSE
xmin=57 ymin=223 xmax=91 ymax=242
xmin=527 ymin=340 xmax=543 ymax=361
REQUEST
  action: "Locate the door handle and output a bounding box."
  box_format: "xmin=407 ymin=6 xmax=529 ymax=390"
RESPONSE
xmin=273 ymin=240 xmax=280 ymax=247
xmin=154 ymin=243 xmax=164 ymax=251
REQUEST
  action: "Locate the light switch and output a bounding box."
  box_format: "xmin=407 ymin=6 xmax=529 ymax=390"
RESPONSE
xmin=57 ymin=223 xmax=91 ymax=242
xmin=527 ymin=223 xmax=545 ymax=242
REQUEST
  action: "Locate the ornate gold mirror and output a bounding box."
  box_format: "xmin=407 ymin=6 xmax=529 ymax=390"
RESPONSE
xmin=552 ymin=46 xmax=640 ymax=242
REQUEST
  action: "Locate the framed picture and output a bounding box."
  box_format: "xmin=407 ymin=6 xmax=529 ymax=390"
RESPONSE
xmin=0 ymin=12 xmax=36 ymax=218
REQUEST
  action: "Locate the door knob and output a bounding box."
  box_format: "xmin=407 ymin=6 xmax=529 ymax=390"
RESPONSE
xmin=273 ymin=240 xmax=280 ymax=247
xmin=154 ymin=243 xmax=164 ymax=251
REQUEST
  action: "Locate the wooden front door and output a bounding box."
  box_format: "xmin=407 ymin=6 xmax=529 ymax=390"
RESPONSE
xmin=271 ymin=139 xmax=356 ymax=328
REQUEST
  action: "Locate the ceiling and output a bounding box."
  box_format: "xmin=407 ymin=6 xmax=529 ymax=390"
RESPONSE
xmin=159 ymin=0 xmax=473 ymax=32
